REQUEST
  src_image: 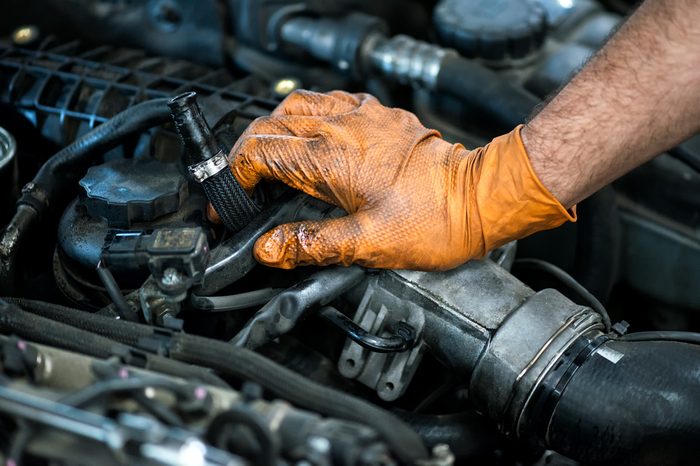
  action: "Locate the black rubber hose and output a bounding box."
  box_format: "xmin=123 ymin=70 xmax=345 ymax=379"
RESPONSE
xmin=318 ymin=306 xmax=416 ymax=353
xmin=0 ymin=299 xmax=228 ymax=388
xmin=1 ymin=298 xmax=427 ymax=463
xmin=96 ymin=261 xmax=139 ymax=322
xmin=395 ymin=410 xmax=501 ymax=461
xmin=59 ymin=377 xmax=195 ymax=408
xmin=169 ymin=333 xmax=428 ymax=463
xmin=169 ymin=92 xmax=259 ymax=232
xmin=621 ymin=331 xmax=700 ymax=345
xmin=435 ymin=55 xmax=540 ymax=132
xmin=0 ymin=98 xmax=172 ymax=293
xmin=191 ymin=288 xmax=283 ymax=312
xmin=3 ymin=298 xmax=152 ymax=347
xmin=0 ymin=301 xmax=131 ymax=359
xmin=573 ymin=187 xmax=621 ymax=303
xmin=544 ymin=339 xmax=700 ymax=465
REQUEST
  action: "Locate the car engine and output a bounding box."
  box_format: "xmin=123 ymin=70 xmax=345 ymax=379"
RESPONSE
xmin=1 ymin=0 xmax=699 ymax=465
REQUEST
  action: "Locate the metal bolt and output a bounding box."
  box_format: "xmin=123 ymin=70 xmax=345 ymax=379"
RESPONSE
xmin=308 ymin=436 xmax=331 ymax=454
xmin=273 ymin=78 xmax=301 ymax=96
xmin=431 ymin=444 xmax=455 ymax=466
xmin=12 ymin=26 xmax=39 ymax=45
xmin=160 ymin=268 xmax=183 ymax=287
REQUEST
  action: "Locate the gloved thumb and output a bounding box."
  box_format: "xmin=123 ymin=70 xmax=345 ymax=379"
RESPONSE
xmin=253 ymin=216 xmax=367 ymax=269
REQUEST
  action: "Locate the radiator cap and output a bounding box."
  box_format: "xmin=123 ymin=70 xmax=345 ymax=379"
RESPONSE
xmin=79 ymin=158 xmax=187 ymax=228
xmin=433 ymin=0 xmax=547 ymax=62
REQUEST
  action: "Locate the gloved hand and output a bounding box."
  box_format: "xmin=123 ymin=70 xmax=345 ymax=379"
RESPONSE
xmin=227 ymin=90 xmax=574 ymax=270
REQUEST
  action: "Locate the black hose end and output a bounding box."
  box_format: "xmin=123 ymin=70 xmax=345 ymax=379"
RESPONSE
xmin=168 ymin=92 xmax=220 ymax=164
xmin=169 ymin=92 xmax=261 ymax=231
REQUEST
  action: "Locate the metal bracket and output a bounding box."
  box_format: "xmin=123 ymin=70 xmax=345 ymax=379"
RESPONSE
xmin=337 ymin=278 xmax=425 ymax=401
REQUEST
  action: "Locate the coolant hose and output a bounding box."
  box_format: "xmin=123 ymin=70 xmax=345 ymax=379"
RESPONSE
xmin=542 ymin=339 xmax=700 ymax=465
xmin=169 ymin=91 xmax=259 ymax=232
xmin=435 ymin=55 xmax=540 ymax=132
xmin=395 ymin=410 xmax=501 ymax=460
xmin=1 ymin=298 xmax=427 ymax=463
xmin=0 ymin=98 xmax=172 ymax=293
xmin=0 ymin=299 xmax=228 ymax=388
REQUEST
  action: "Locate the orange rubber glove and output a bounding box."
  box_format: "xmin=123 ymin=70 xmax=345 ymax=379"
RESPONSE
xmin=227 ymin=90 xmax=575 ymax=270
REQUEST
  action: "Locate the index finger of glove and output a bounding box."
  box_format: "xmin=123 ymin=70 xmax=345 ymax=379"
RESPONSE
xmin=230 ymin=133 xmax=333 ymax=201
xmin=271 ymin=90 xmax=364 ymax=117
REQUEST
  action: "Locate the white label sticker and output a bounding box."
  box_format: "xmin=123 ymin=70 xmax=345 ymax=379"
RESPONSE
xmin=596 ymin=346 xmax=624 ymax=364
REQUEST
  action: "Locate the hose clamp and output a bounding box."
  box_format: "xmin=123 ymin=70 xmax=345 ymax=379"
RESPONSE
xmin=188 ymin=151 xmax=228 ymax=183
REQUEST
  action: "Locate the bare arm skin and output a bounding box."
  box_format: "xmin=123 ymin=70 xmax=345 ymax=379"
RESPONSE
xmin=522 ymin=0 xmax=700 ymax=208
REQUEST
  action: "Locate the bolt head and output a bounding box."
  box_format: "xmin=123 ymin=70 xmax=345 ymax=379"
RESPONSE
xmin=12 ymin=26 xmax=39 ymax=45
xmin=273 ymin=78 xmax=300 ymax=96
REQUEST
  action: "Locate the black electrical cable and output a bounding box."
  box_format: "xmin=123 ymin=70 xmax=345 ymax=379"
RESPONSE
xmin=621 ymin=331 xmax=700 ymax=345
xmin=513 ymin=258 xmax=612 ymax=331
xmin=7 ymin=420 xmax=32 ymax=466
xmin=0 ymin=97 xmax=172 ymax=293
xmin=58 ymin=377 xmax=196 ymax=408
xmin=206 ymin=407 xmax=279 ymax=466
xmin=318 ymin=306 xmax=416 ymax=353
xmin=96 ymin=261 xmax=139 ymax=322
xmin=131 ymin=393 xmax=184 ymax=427
xmin=89 ymin=363 xmax=185 ymax=427
xmin=0 ymin=299 xmax=428 ymax=463
xmin=190 ymin=288 xmax=283 ymax=312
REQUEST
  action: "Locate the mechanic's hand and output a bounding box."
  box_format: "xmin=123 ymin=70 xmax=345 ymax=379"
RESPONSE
xmin=229 ymin=90 xmax=574 ymax=270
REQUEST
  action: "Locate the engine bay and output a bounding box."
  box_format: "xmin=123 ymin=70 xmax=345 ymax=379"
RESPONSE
xmin=1 ymin=1 xmax=699 ymax=465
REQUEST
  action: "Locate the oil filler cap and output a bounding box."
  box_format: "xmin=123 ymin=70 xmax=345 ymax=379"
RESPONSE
xmin=433 ymin=0 xmax=547 ymax=62
xmin=79 ymin=158 xmax=187 ymax=228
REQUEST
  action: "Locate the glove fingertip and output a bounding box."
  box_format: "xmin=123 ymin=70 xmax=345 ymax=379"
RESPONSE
xmin=253 ymin=228 xmax=299 ymax=269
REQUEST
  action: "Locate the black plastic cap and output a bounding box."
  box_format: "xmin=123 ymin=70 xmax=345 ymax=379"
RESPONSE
xmin=434 ymin=0 xmax=547 ymax=62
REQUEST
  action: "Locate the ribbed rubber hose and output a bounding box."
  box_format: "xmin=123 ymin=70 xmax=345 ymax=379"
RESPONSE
xmin=32 ymin=98 xmax=172 ymax=200
xmin=0 ymin=299 xmax=228 ymax=388
xmin=0 ymin=301 xmax=131 ymax=359
xmin=201 ymin=167 xmax=260 ymax=232
xmin=168 ymin=91 xmax=259 ymax=232
xmin=545 ymin=339 xmax=700 ymax=465
xmin=3 ymin=298 xmax=152 ymax=347
xmin=0 ymin=98 xmax=172 ymax=293
xmin=169 ymin=333 xmax=428 ymax=463
xmin=2 ymin=298 xmax=428 ymax=463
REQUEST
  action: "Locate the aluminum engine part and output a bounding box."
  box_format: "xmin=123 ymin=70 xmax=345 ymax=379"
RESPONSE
xmin=338 ymin=276 xmax=426 ymax=401
xmin=340 ymin=258 xmax=604 ymax=434
xmin=368 ymin=34 xmax=457 ymax=89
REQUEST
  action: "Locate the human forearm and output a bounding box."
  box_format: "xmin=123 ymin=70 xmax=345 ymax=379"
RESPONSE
xmin=522 ymin=0 xmax=700 ymax=208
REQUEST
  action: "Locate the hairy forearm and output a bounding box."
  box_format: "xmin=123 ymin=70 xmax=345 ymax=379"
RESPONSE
xmin=522 ymin=0 xmax=700 ymax=208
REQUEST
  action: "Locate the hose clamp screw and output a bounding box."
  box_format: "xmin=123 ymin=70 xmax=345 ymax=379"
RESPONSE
xmin=188 ymin=151 xmax=228 ymax=183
